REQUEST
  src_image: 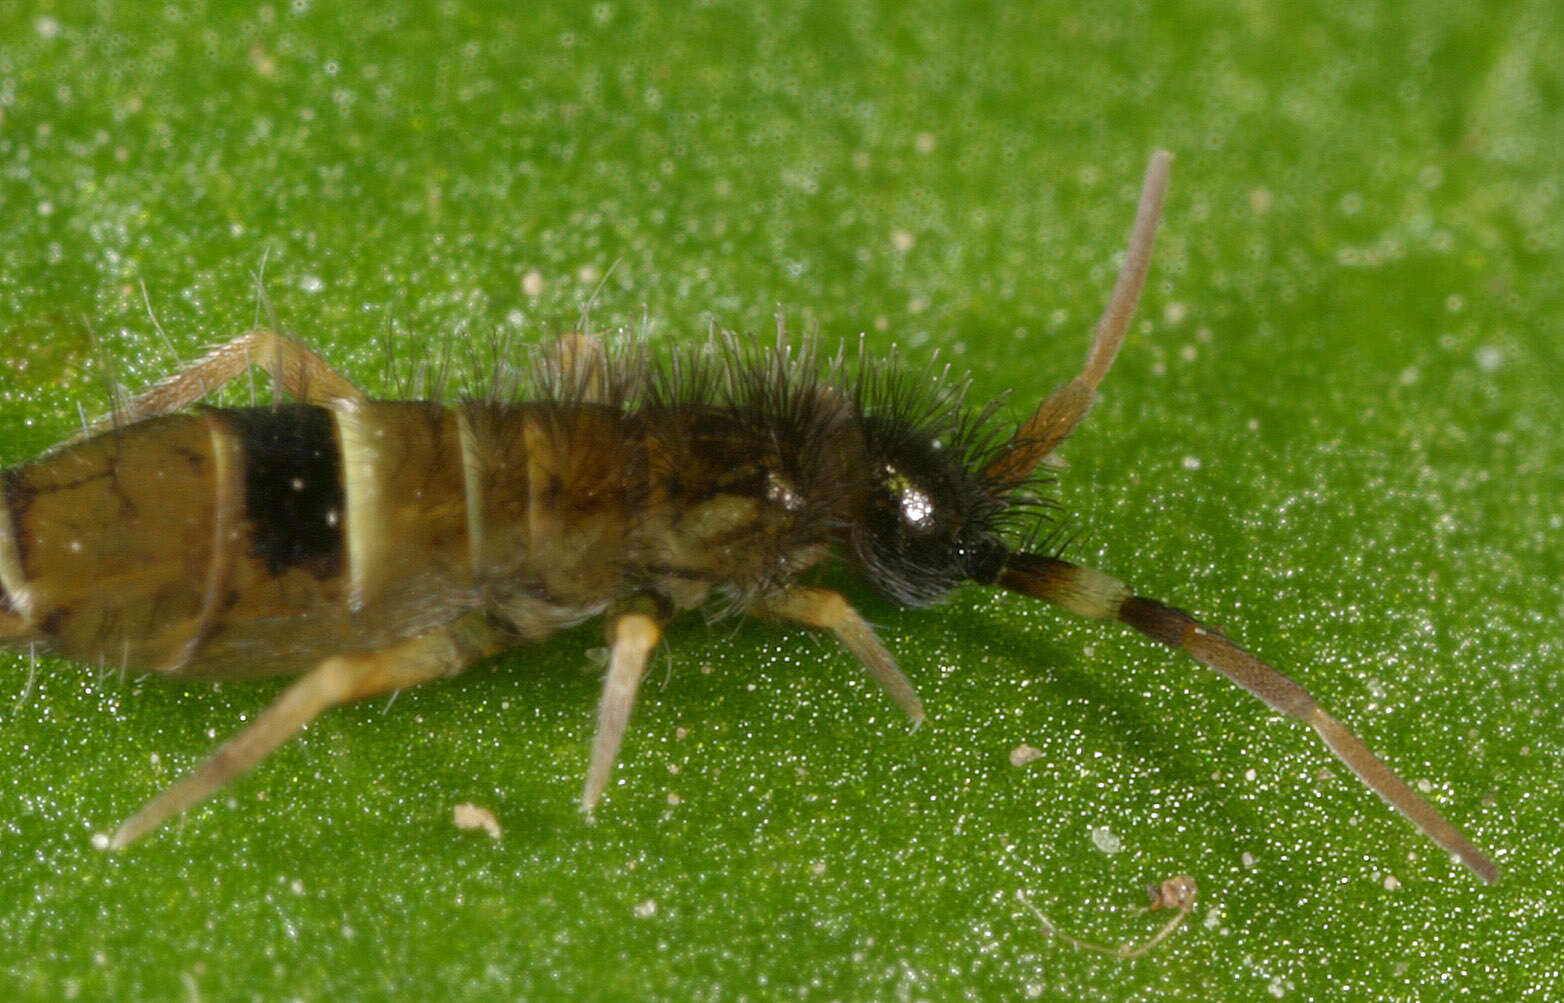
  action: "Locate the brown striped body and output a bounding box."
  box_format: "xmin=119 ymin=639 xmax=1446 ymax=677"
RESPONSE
xmin=0 ymin=399 xmax=835 ymax=679
xmin=0 ymin=154 xmax=1499 ymax=882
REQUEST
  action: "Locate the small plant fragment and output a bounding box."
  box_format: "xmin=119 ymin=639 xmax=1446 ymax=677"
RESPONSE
xmin=452 ymin=803 xmax=503 ymax=840
xmin=1017 ymin=875 xmax=1198 ymax=959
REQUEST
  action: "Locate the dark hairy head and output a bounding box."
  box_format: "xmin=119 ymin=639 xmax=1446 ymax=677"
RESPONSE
xmin=845 ymin=364 xmax=1027 ymax=607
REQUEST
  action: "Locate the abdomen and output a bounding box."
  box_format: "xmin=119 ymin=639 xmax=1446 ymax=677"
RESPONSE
xmin=0 ymin=400 xmax=637 ymax=678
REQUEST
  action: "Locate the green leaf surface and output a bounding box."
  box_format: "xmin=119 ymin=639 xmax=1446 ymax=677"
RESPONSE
xmin=2 ymin=2 xmax=1559 ymax=1000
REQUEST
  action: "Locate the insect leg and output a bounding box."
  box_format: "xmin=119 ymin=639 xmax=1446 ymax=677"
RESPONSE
xmin=581 ymin=597 xmax=666 ymax=813
xmin=78 ymin=330 xmax=365 ymax=441
xmin=986 ymin=150 xmax=1172 ymax=486
xmin=109 ymin=612 xmax=506 ymax=848
xmin=999 ymin=553 xmax=1499 ymax=883
xmin=752 ymin=587 xmax=926 ymax=725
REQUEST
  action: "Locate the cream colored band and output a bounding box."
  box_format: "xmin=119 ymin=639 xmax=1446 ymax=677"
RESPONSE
xmin=332 ymin=398 xmax=382 ymax=612
xmin=0 ymin=484 xmax=33 ymax=626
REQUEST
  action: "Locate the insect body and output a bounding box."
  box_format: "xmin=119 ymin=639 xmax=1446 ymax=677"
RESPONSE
xmin=0 ymin=153 xmax=1499 ymax=883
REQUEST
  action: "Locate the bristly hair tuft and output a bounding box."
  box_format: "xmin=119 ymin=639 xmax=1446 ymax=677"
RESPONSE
xmin=518 ymin=326 xmax=1057 ymax=518
xmin=471 ymin=328 xmax=1061 ymax=603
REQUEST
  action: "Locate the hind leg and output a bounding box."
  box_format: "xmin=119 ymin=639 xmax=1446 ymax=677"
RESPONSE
xmin=76 ymin=330 xmax=365 ymax=442
xmin=110 ymin=613 xmax=506 ymax=847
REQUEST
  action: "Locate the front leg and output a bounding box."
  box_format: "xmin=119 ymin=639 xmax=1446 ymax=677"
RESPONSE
xmin=752 ymin=586 xmax=926 ymax=725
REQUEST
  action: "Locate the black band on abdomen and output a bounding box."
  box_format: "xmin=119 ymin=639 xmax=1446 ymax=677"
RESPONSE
xmin=225 ymin=405 xmax=346 ymax=579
